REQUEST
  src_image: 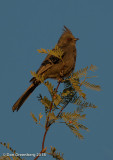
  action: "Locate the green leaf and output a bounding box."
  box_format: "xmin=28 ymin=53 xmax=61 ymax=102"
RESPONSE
xmin=53 ymin=94 xmax=61 ymax=106
xmin=78 ymin=124 xmax=89 ymax=131
xmin=30 ymin=112 xmax=38 ymax=123
xmin=73 ymin=66 xmax=88 ymax=78
xmin=37 ymin=45 xmax=64 ymax=60
xmin=37 ymin=48 xmax=47 ymax=53
xmin=49 ymin=146 xmax=64 ymax=160
xmin=48 ymin=112 xmax=57 ymax=121
xmin=75 ymin=98 xmax=98 ymax=112
xmin=48 ymin=45 xmax=64 ymax=60
xmin=70 ymin=78 xmax=86 ymax=99
xmin=83 ymin=81 xmax=101 ymax=91
xmin=44 ymin=81 xmax=54 ymax=96
xmin=89 ymin=64 xmax=97 ymax=71
xmin=41 ymin=96 xmax=54 ymax=110
xmin=30 ymin=71 xmax=44 ymax=83
xmin=39 ymin=113 xmax=43 ymax=122
xmin=67 ymin=124 xmax=84 ymax=139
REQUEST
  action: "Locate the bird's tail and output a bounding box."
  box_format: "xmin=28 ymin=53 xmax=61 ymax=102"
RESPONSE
xmin=12 ymin=82 xmax=40 ymax=112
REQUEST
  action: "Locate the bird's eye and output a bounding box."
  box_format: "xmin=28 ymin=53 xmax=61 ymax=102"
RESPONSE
xmin=67 ymin=37 xmax=72 ymax=41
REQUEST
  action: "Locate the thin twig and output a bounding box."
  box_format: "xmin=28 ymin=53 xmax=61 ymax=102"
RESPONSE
xmin=34 ymin=80 xmax=61 ymax=160
xmin=47 ymin=101 xmax=70 ymax=127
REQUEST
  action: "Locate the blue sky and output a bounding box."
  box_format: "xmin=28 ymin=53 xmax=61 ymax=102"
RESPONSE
xmin=0 ymin=0 xmax=113 ymax=160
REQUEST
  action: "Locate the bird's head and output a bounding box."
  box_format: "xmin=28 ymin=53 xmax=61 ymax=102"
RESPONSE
xmin=58 ymin=26 xmax=79 ymax=47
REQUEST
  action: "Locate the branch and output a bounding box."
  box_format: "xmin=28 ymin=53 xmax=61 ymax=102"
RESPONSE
xmin=34 ymin=80 xmax=61 ymax=160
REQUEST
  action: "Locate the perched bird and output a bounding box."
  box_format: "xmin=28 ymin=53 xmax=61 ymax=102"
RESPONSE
xmin=12 ymin=26 xmax=79 ymax=112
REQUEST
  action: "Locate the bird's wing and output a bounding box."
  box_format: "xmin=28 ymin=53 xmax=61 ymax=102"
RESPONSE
xmin=30 ymin=54 xmax=61 ymax=82
xmin=37 ymin=54 xmax=60 ymax=75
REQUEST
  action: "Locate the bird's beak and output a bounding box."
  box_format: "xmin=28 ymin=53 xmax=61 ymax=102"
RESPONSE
xmin=74 ymin=38 xmax=79 ymax=41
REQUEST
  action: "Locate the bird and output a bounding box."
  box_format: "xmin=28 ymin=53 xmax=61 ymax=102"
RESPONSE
xmin=12 ymin=26 xmax=79 ymax=112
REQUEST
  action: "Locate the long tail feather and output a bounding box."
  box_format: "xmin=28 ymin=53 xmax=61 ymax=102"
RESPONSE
xmin=12 ymin=82 xmax=40 ymax=112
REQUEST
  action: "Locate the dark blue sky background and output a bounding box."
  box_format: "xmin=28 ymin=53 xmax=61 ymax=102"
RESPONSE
xmin=0 ymin=0 xmax=113 ymax=160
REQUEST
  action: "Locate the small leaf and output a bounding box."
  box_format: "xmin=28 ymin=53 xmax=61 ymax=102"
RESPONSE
xmin=89 ymin=64 xmax=97 ymax=71
xmin=41 ymin=96 xmax=54 ymax=109
xmin=7 ymin=143 xmax=10 ymax=149
xmin=83 ymin=81 xmax=101 ymax=91
xmin=78 ymin=124 xmax=89 ymax=131
xmin=44 ymin=81 xmax=54 ymax=95
xmin=30 ymin=71 xmax=44 ymax=83
xmin=30 ymin=71 xmax=37 ymax=78
xmin=73 ymin=66 xmax=88 ymax=78
xmin=48 ymin=112 xmax=57 ymax=121
xmin=53 ymin=94 xmax=61 ymax=106
xmin=39 ymin=113 xmax=43 ymax=122
xmin=30 ymin=112 xmax=38 ymax=123
xmin=37 ymin=48 xmax=47 ymax=53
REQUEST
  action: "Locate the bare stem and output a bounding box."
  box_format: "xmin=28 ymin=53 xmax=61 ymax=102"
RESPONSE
xmin=34 ymin=80 xmax=61 ymax=160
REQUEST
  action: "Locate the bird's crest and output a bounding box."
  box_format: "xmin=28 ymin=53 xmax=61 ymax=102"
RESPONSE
xmin=63 ymin=26 xmax=72 ymax=34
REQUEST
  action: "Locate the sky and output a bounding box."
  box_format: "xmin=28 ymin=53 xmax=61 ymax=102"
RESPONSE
xmin=0 ymin=0 xmax=113 ymax=160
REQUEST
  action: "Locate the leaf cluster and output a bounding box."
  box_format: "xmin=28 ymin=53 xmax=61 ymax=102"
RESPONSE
xmin=30 ymin=47 xmax=101 ymax=159
xmin=30 ymin=64 xmax=100 ymax=139
xmin=0 ymin=47 xmax=101 ymax=160
xmin=37 ymin=45 xmax=64 ymax=60
xmin=62 ymin=111 xmax=88 ymax=139
xmin=0 ymin=142 xmax=23 ymax=160
xmin=48 ymin=146 xmax=64 ymax=160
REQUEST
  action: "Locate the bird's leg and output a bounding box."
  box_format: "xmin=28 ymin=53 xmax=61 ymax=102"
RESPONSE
xmin=59 ymin=59 xmax=66 ymax=77
xmin=58 ymin=77 xmax=63 ymax=82
xmin=60 ymin=70 xmax=64 ymax=77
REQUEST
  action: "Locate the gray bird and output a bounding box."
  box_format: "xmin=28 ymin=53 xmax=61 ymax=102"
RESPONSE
xmin=12 ymin=26 xmax=79 ymax=112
